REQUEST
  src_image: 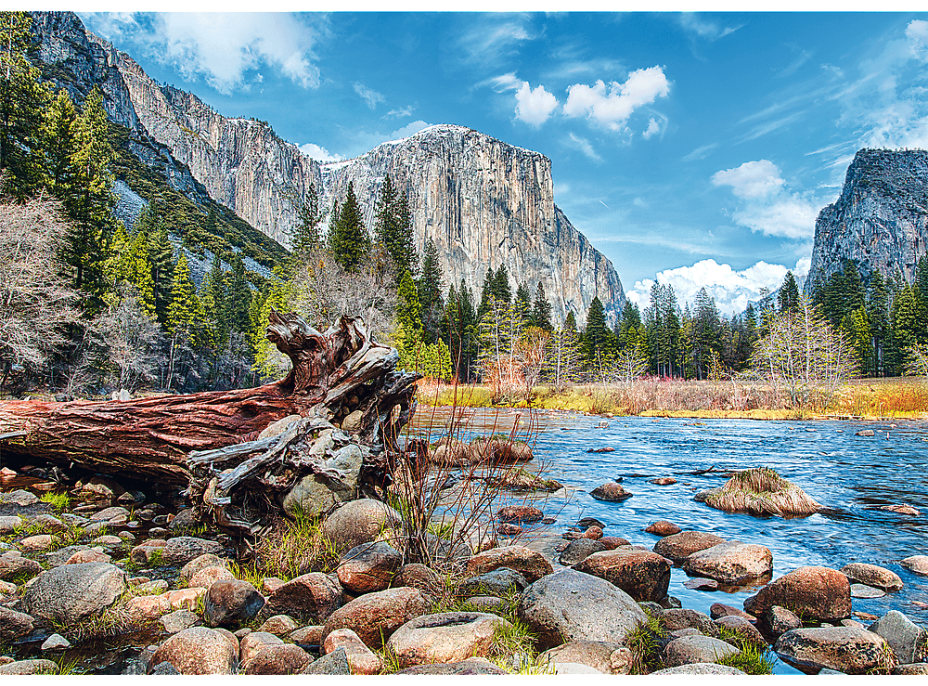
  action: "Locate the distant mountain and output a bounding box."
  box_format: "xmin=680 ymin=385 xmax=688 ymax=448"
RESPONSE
xmin=31 ymin=11 xmax=625 ymax=324
xmin=808 ymin=148 xmax=928 ymax=287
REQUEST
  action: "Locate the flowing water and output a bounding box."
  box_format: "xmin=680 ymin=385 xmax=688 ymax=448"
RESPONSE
xmin=411 ymin=407 xmax=928 ymax=674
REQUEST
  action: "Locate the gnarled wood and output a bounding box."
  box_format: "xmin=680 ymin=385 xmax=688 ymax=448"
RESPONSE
xmin=0 ymin=311 xmax=419 ymax=534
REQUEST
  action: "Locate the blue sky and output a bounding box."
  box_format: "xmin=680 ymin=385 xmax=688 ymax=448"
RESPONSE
xmin=79 ymin=9 xmax=928 ymax=314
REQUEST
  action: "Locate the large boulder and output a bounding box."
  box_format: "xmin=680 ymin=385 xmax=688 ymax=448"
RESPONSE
xmin=336 ymin=541 xmax=402 ymax=594
xmin=322 ymin=499 xmax=402 ymax=553
xmin=149 ymin=627 xmax=238 ymax=675
xmin=323 ymin=628 xmax=383 ymax=674
xmin=539 ymin=640 xmax=622 ymax=674
xmin=179 ymin=554 xmax=226 ymax=584
xmin=392 ymin=563 xmax=443 ymax=599
xmin=204 ymin=579 xmax=266 ymax=627
xmin=743 ymin=566 xmax=851 ymax=622
xmin=466 ymin=545 xmax=553 ymax=582
xmin=653 ymin=531 xmax=726 ymax=563
xmin=386 ymin=612 xmax=510 ymax=668
xmin=266 ymin=572 xmax=342 ymax=622
xmin=682 ymin=542 xmax=773 ymax=584
xmin=701 ymin=468 xmax=821 ymax=517
xmin=868 ymin=610 xmax=928 ymax=664
xmin=395 ymin=657 xmax=509 ymax=675
xmin=901 ymin=555 xmax=928 ymax=575
xmin=458 ymin=567 xmax=529 ymax=597
xmin=282 ymin=441 xmax=364 ymax=518
xmin=573 ymin=548 xmax=671 ymax=602
xmin=663 ymin=635 xmax=741 ymax=668
xmin=23 ymin=562 xmax=126 ymax=624
xmin=321 ymin=587 xmax=428 ymax=650
xmin=517 ymin=569 xmax=647 ymax=650
xmin=774 ymin=627 xmax=896 ymax=675
xmin=839 ymin=563 xmax=903 ymax=591
xmin=559 ymin=539 xmax=607 ymax=566
xmin=650 ymin=663 xmax=746 ymax=675
xmin=242 ymin=644 xmax=313 ymax=675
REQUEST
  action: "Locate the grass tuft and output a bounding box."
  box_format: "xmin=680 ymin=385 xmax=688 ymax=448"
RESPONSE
xmin=252 ymin=513 xmax=339 ymax=581
xmin=703 ymin=467 xmax=821 ymax=517
xmin=39 ymin=492 xmax=71 ymax=513
xmin=625 ymin=609 xmax=666 ymax=675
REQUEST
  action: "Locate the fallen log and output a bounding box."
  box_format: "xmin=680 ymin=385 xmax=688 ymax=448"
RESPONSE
xmin=0 ymin=310 xmax=419 ymax=534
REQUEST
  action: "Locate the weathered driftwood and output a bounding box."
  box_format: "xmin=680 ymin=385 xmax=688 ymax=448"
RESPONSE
xmin=0 ymin=310 xmax=419 ymax=534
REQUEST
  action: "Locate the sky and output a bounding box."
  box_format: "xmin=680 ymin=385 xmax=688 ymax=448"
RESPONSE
xmin=75 ymin=7 xmax=928 ymax=315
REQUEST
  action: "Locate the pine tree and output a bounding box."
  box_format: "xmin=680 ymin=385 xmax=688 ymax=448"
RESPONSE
xmin=396 ymin=269 xmax=422 ymax=344
xmin=60 ymin=87 xmax=116 ymax=311
xmin=328 ymin=183 xmax=369 ymax=271
xmin=531 ymin=281 xmax=553 ymax=331
xmin=145 ymin=221 xmax=175 ymax=323
xmin=582 ymin=296 xmax=617 ymax=379
xmin=0 ymin=11 xmax=48 ymax=199
xmin=166 ymin=253 xmax=204 ymax=345
xmin=490 ymin=265 xmax=512 ymax=304
xmin=777 ymin=271 xmax=800 ymax=313
xmin=374 ymin=174 xmax=417 ymax=278
xmin=867 ymin=270 xmax=890 ymax=377
xmin=417 ymin=238 xmax=444 ymax=344
xmin=290 ymin=183 xmax=323 ymax=258
xmin=201 ymin=255 xmax=228 ymax=349
xmin=225 ymin=253 xmax=251 ymax=334
xmin=43 ymin=89 xmax=78 ymax=196
xmin=514 ymin=283 xmax=532 ymax=325
xmin=477 ymin=267 xmax=494 ymax=323
xmin=544 ymin=324 xmax=582 ymax=391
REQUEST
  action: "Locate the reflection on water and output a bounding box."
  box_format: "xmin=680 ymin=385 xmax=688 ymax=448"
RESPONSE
xmin=411 ymin=407 xmax=928 ymax=674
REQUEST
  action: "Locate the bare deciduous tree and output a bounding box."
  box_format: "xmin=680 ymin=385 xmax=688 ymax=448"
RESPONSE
xmin=747 ymin=295 xmax=858 ymax=408
xmin=0 ymin=196 xmax=81 ymax=390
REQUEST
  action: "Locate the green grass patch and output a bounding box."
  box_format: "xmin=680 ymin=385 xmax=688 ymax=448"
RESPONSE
xmin=626 ymin=610 xmax=666 ymax=675
xmin=252 ymin=513 xmax=339 ymax=581
xmin=39 ymin=492 xmax=71 ymax=513
xmin=717 ymin=626 xmax=775 ymax=674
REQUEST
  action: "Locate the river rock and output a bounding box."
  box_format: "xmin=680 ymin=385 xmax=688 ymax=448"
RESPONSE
xmin=40 ymin=633 xmax=70 ymax=651
xmin=459 ymin=567 xmax=528 ymax=597
xmin=645 ymin=520 xmax=681 ymax=536
xmin=386 ymin=611 xmax=510 ymax=668
xmin=880 ymin=504 xmax=920 ymax=516
xmin=0 ymin=659 xmax=58 ymax=675
xmin=517 ymin=568 xmax=647 ymax=650
xmin=396 ymin=657 xmax=509 ymax=674
xmin=856 ymin=429 xmax=875 ymax=436
xmin=65 ymin=549 xmax=111 ymax=565
xmin=497 ymin=505 xmax=544 ymax=524
xmin=178 ymin=553 xmax=225 ymax=583
xmin=204 ymin=579 xmax=266 ymax=626
xmin=661 ymin=608 xmax=721 ymax=638
xmin=650 ymin=663 xmax=746 ymax=675
xmin=653 ymin=530 xmax=727 ymax=563
xmin=715 ymin=615 xmax=766 ymax=647
xmin=763 ymin=605 xmax=802 ymax=639
xmin=743 ymin=566 xmax=851 ymax=622
xmin=266 ymin=572 xmax=342 ymax=621
xmin=322 ymin=499 xmax=402 ymax=552
xmin=0 ymin=551 xmax=42 ymax=581
xmin=663 ymin=634 xmax=740 ymax=667
xmin=0 ymin=515 xmax=22 ymax=534
xmin=558 ymin=539 xmax=606 ymax=566
xmin=289 ymin=624 xmax=323 ymax=644
xmin=162 ymin=536 xmax=223 ymax=565
xmin=240 ymin=631 xmax=283 ymax=663
xmin=774 ymin=626 xmax=896 ymax=674
xmin=710 ymin=603 xmax=756 ymax=621
xmin=392 ymin=563 xmax=443 ymax=599
xmin=573 ymin=548 xmax=671 ymax=602
xmin=324 ymin=628 xmax=382 ymax=674
xmin=90 ymin=506 xmax=130 ymax=522
xmin=160 ymin=609 xmax=199 ymax=634
xmin=258 ymin=414 xmax=301 ymax=440
xmin=682 ymin=541 xmax=773 ymax=584
xmin=258 ymin=615 xmax=300 ymax=636
xmin=538 ymin=641 xmax=620 ymax=674
xmin=126 ymin=588 xmax=206 ymax=620
xmin=0 ymin=606 xmax=35 ymax=642
xmin=23 ymin=561 xmax=126 ymax=623
xmin=189 ymin=565 xmax=235 ymax=589
xmin=18 ymin=534 xmax=54 ymax=553
xmin=868 ymin=610 xmax=928 ymax=664
xmin=301 ymin=647 xmax=351 ymax=675
xmin=893 ymin=663 xmax=928 ymax=674
xmin=243 ymin=644 xmax=313 ymax=675
xmin=901 ymin=555 xmax=928 ymax=575
xmin=839 ymin=563 xmax=903 ymax=591
xmin=129 ymin=540 xmax=167 ymax=565
xmin=683 ymin=577 xmax=718 ymax=591
xmin=466 ymin=544 xmax=553 ymax=582
xmin=149 ymin=626 xmax=238 ymax=675
xmin=590 ymin=482 xmax=633 ymax=502
xmin=851 ymin=583 xmax=885 ymax=598
xmin=322 ymin=586 xmax=428 ymax=649
xmin=336 ymin=541 xmax=402 ymax=593
xmin=1 ymin=489 xmax=38 ymax=507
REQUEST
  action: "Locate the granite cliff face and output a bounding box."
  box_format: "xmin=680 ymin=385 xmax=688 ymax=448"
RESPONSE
xmin=31 ymin=11 xmax=625 ymax=322
xmin=808 ymin=149 xmax=928 ymax=286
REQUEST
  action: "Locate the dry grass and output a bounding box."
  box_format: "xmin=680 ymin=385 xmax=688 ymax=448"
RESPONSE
xmin=251 ymin=513 xmax=339 ymax=580
xmin=703 ymin=467 xmax=821 ymax=518
xmin=416 ymin=378 xmax=928 ymax=420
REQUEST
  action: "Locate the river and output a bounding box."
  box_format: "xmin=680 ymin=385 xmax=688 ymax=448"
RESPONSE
xmin=410 ymin=406 xmax=928 ymax=674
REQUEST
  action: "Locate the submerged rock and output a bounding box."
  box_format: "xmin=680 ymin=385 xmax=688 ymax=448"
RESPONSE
xmin=839 ymin=562 xmax=903 ymax=591
xmin=645 ymin=520 xmax=681 ymax=536
xmin=590 ymin=482 xmax=633 ymax=502
xmin=701 ymin=467 xmax=820 ymax=517
xmin=774 ymin=626 xmax=896 ymax=674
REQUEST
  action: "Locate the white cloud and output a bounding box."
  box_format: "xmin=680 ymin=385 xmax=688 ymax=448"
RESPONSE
xmin=711 ymin=160 xmax=785 ymax=199
xmin=299 ymin=143 xmax=343 ymax=162
xmin=563 ymin=66 xmax=670 ymax=132
xmin=627 ymin=257 xmax=810 ymax=316
xmin=458 ymin=15 xmax=533 ymax=66
xmin=677 ymin=13 xmax=742 ymax=42
xmin=643 ymin=117 xmax=660 ymax=139
xmin=385 ymin=105 xmax=416 ymax=119
xmin=566 ymin=133 xmax=601 ymax=161
xmin=354 ymin=83 xmax=385 ymax=110
xmin=515 ymin=82 xmax=558 ymax=127
xmin=906 ymin=19 xmax=928 ymax=61
xmin=83 ymin=12 xmax=323 ymax=94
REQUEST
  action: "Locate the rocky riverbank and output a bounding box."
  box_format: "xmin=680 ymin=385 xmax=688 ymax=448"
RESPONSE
xmin=1 ymin=466 xmax=927 ymax=675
